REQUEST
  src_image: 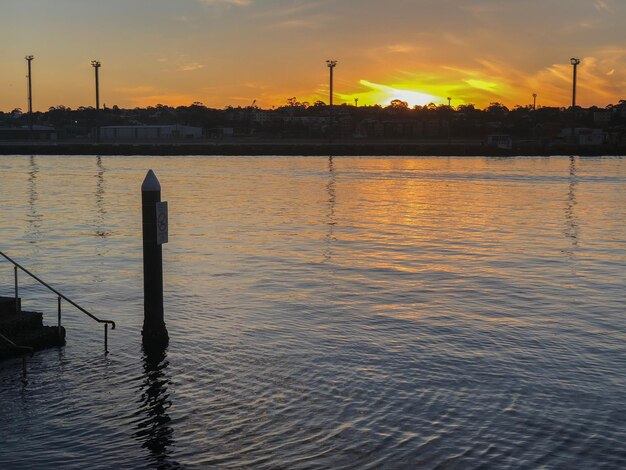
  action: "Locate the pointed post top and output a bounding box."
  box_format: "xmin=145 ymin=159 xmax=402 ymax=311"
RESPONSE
xmin=142 ymin=169 xmax=161 ymax=192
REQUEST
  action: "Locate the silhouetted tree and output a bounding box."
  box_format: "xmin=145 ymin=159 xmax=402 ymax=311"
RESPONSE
xmin=389 ymin=99 xmax=409 ymax=109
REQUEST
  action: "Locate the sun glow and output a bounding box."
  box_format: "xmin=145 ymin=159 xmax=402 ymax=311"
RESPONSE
xmin=338 ymin=80 xmax=447 ymax=108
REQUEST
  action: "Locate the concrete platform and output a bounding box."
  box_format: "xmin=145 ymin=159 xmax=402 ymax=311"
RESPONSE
xmin=0 ymin=296 xmax=66 ymax=360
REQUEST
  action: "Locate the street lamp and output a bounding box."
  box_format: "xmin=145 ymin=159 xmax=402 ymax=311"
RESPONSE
xmin=326 ymin=60 xmax=337 ymax=141
xmin=447 ymin=97 xmax=451 ymax=107
xmin=532 ymin=93 xmax=537 ymax=111
xmin=91 ymin=60 xmax=101 ymax=142
xmin=91 ymin=60 xmax=101 ymax=110
xmin=570 ymin=58 xmax=580 ymax=109
xmin=25 ymin=55 xmax=34 ymax=138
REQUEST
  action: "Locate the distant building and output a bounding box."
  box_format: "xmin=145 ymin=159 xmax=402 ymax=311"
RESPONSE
xmin=207 ymin=127 xmax=235 ymax=138
xmin=577 ymin=128 xmax=608 ymax=145
xmin=486 ymin=134 xmax=513 ymax=149
xmin=98 ymin=125 xmax=202 ymax=140
xmin=594 ymin=112 xmax=612 ymax=125
xmin=252 ymin=110 xmax=272 ymax=123
xmin=0 ymin=125 xmax=57 ymax=141
xmin=559 ymin=128 xmax=608 ymax=145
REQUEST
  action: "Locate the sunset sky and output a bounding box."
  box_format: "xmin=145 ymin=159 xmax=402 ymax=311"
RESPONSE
xmin=1 ymin=0 xmax=625 ymax=111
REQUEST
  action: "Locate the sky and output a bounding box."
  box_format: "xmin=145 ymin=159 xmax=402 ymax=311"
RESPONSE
xmin=1 ymin=0 xmax=625 ymax=111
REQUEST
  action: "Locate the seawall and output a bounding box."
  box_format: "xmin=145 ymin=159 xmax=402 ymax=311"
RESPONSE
xmin=1 ymin=141 xmax=624 ymax=156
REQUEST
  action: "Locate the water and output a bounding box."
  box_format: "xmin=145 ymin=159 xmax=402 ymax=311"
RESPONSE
xmin=1 ymin=155 xmax=625 ymax=469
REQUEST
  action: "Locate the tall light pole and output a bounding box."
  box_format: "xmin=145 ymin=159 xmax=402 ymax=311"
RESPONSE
xmin=531 ymin=93 xmax=538 ymax=139
xmin=25 ymin=55 xmax=34 ymax=139
xmin=326 ymin=60 xmax=337 ymax=141
xmin=446 ymin=97 xmax=452 ymax=144
xmin=91 ymin=60 xmax=101 ymax=142
xmin=570 ymin=58 xmax=580 ymax=109
xmin=354 ymin=97 xmax=358 ymax=107
xmin=91 ymin=60 xmax=101 ymax=110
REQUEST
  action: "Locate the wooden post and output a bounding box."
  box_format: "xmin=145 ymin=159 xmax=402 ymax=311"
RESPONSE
xmin=141 ymin=170 xmax=169 ymax=349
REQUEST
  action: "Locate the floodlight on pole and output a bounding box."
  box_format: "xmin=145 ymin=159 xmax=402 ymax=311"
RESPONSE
xmin=25 ymin=55 xmax=34 ymax=138
xmin=570 ymin=58 xmax=580 ymax=109
xmin=91 ymin=60 xmax=101 ymax=110
xmin=91 ymin=60 xmax=101 ymax=143
xmin=326 ymin=60 xmax=338 ymax=141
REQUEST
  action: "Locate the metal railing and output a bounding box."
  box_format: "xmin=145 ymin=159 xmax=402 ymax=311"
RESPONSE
xmin=0 ymin=331 xmax=33 ymax=377
xmin=0 ymin=250 xmax=115 ymax=353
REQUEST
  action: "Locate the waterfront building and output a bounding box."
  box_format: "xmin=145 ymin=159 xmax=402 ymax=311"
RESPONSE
xmin=98 ymin=125 xmax=202 ymax=140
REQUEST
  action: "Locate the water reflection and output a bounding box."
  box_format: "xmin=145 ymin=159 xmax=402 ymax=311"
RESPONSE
xmin=564 ymin=156 xmax=579 ymax=248
xmin=26 ymin=155 xmax=42 ymax=244
xmin=323 ymin=156 xmax=337 ymax=263
xmin=134 ymin=347 xmax=181 ymax=469
xmin=94 ymin=156 xmax=110 ymax=242
xmin=2 ymin=156 xmax=626 ymax=469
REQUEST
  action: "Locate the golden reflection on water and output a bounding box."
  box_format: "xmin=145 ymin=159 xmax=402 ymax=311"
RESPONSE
xmin=565 ymin=156 xmax=579 ymax=248
xmin=26 ymin=155 xmax=42 ymax=246
xmin=3 ymin=155 xmax=625 ymax=329
xmin=94 ymin=156 xmax=107 ymax=237
xmin=1 ymin=156 xmax=625 ymax=469
xmin=324 ymin=156 xmax=337 ymax=263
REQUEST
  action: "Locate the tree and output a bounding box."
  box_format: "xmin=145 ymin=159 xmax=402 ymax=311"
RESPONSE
xmin=486 ymin=102 xmax=509 ymax=114
xmin=389 ymin=99 xmax=409 ymax=109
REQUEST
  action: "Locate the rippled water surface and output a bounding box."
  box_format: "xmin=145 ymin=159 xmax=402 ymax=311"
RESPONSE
xmin=1 ymin=155 xmax=625 ymax=469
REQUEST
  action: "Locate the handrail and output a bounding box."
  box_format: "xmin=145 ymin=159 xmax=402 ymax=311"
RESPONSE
xmin=0 ymin=331 xmax=34 ymax=356
xmin=0 ymin=331 xmax=33 ymax=379
xmin=0 ymin=250 xmax=115 ymax=353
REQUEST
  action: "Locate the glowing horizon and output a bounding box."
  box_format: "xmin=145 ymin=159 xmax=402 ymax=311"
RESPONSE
xmin=1 ymin=0 xmax=625 ymax=112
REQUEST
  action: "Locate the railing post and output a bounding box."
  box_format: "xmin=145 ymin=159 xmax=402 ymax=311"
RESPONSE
xmin=104 ymin=323 xmax=108 ymax=354
xmin=58 ymin=296 xmax=62 ymax=338
xmin=14 ymin=266 xmax=19 ymax=313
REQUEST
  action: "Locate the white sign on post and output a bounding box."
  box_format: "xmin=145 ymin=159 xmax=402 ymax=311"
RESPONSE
xmin=156 ymin=201 xmax=168 ymax=245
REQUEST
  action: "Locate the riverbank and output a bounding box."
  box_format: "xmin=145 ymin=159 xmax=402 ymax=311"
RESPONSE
xmin=1 ymin=140 xmax=625 ymax=156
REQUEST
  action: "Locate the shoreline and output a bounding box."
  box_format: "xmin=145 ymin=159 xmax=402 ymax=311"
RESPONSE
xmin=1 ymin=141 xmax=624 ymax=157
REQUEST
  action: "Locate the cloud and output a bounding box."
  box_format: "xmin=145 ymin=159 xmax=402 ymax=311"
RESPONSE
xmin=527 ymin=50 xmax=626 ymax=106
xmin=465 ymin=79 xmax=498 ymax=92
xmin=253 ymin=0 xmax=330 ymax=18
xmin=384 ymin=44 xmax=415 ymax=54
xmin=270 ymin=19 xmax=319 ymax=29
xmin=198 ymin=0 xmax=252 ymax=6
xmin=179 ymin=62 xmax=205 ymax=72
xmin=112 ymin=87 xmax=198 ymax=107
xmin=115 ymin=86 xmax=158 ymax=94
xmin=264 ymin=12 xmax=333 ymax=30
xmin=459 ymin=2 xmax=504 ymax=16
xmin=594 ymin=0 xmax=611 ymax=12
xmin=128 ymin=94 xmax=200 ymax=107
